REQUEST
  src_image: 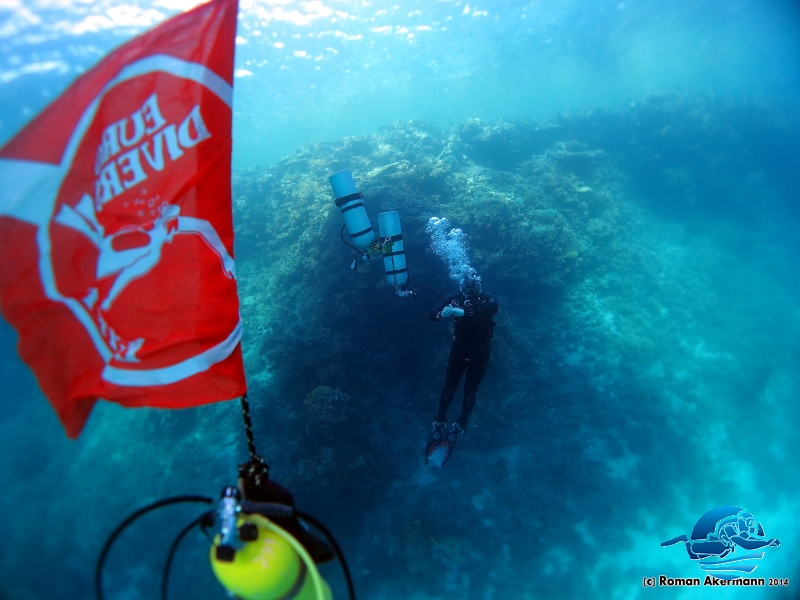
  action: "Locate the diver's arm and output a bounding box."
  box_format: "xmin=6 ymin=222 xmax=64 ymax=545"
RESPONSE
xmin=731 ymin=534 xmax=780 ymax=550
xmin=463 ymin=295 xmax=499 ymax=318
xmin=429 ymin=295 xmax=459 ymax=321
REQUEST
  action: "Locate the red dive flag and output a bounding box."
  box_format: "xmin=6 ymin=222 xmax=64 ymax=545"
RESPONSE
xmin=0 ymin=0 xmax=246 ymax=438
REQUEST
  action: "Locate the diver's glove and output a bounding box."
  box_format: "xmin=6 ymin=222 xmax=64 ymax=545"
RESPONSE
xmin=441 ymin=305 xmax=463 ymax=318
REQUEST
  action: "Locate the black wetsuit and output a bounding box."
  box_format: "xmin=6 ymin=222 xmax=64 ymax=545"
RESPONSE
xmin=429 ymin=292 xmax=499 ymax=428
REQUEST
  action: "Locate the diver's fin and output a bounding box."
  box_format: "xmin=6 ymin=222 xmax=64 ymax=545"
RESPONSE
xmin=661 ymin=535 xmax=689 ymax=547
xmin=424 ymin=422 xmax=463 ymax=468
xmin=424 ymin=420 xmax=447 ymax=466
xmin=426 ymin=443 xmax=449 ymax=468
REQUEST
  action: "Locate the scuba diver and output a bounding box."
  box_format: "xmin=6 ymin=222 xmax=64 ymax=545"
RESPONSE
xmin=425 ymin=268 xmax=498 ymax=467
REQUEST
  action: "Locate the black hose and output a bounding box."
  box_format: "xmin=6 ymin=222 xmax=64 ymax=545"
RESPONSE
xmin=161 ymin=512 xmax=213 ymax=600
xmin=95 ymin=495 xmax=214 ymax=600
xmin=340 ymin=224 xmax=362 ymax=254
xmin=295 ymin=510 xmax=357 ymax=600
xmin=410 ymin=285 xmax=445 ymax=302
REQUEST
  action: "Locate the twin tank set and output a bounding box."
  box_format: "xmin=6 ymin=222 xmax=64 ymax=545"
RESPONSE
xmin=329 ymin=170 xmax=411 ymax=294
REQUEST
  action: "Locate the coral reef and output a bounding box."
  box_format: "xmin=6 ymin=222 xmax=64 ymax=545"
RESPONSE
xmin=304 ymin=385 xmax=349 ymax=424
xmin=228 ymin=97 xmax=800 ymax=599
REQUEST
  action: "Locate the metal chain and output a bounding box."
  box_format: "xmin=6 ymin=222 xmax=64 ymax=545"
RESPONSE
xmin=239 ymin=393 xmax=258 ymax=462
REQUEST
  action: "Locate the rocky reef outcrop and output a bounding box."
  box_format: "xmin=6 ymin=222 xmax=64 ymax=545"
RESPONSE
xmin=227 ymin=96 xmax=798 ymax=599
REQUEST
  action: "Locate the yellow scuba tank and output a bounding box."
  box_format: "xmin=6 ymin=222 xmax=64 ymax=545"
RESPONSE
xmin=210 ymin=513 xmax=332 ymax=600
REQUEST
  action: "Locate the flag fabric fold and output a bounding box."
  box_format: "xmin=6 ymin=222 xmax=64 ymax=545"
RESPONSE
xmin=0 ymin=0 xmax=246 ymax=438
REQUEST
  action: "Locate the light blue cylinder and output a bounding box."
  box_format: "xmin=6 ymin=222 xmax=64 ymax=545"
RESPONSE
xmin=377 ymin=211 xmax=408 ymax=287
xmin=329 ymin=170 xmax=374 ymax=252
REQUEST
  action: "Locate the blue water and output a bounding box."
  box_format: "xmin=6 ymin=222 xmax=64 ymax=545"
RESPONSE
xmin=1 ymin=1 xmax=800 ymax=599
